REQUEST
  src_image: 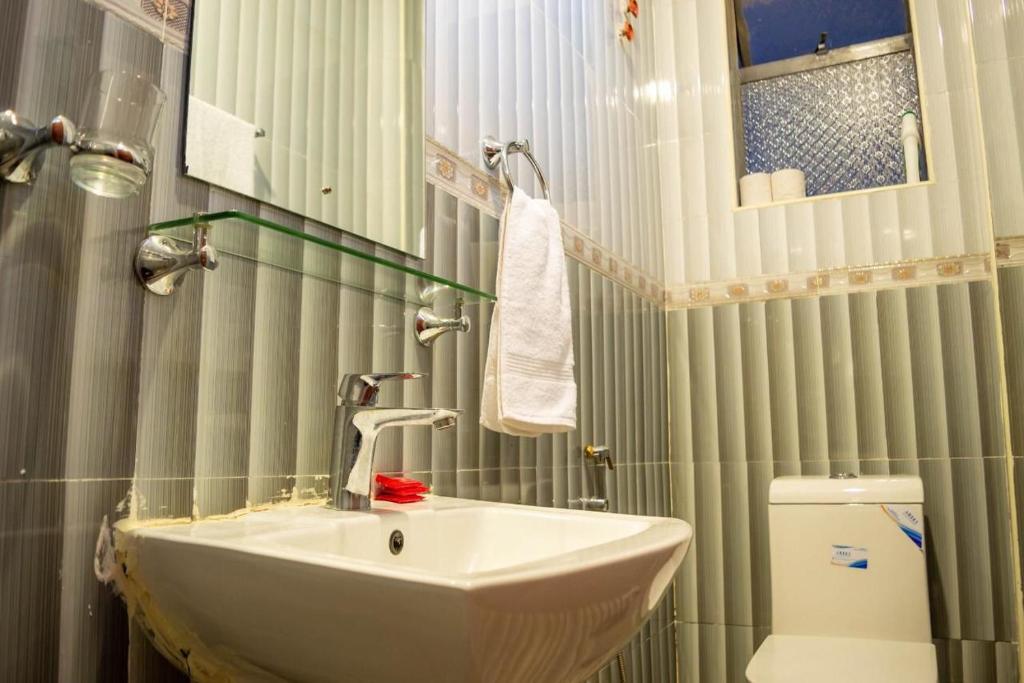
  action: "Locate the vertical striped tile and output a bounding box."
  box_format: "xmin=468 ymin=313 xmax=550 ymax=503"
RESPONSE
xmin=670 ymin=280 xmax=1020 ymax=678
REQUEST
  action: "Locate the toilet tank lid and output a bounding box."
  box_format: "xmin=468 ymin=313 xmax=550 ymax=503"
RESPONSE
xmin=769 ymin=475 xmax=924 ymax=504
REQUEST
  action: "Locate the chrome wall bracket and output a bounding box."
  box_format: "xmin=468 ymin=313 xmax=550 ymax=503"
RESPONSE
xmin=481 ymin=135 xmax=550 ymax=199
xmin=0 ymin=110 xmax=77 ymax=184
xmin=414 ymin=298 xmax=470 ymax=346
xmin=134 ymin=223 xmax=219 ymax=296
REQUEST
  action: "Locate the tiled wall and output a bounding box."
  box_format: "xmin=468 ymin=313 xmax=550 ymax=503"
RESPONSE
xmin=0 ymin=1 xmax=674 ymax=681
xmin=969 ymin=5 xmax=1024 ymax=670
xmin=969 ymin=0 xmax=1024 ymax=239
xmin=1001 ymin=266 xmax=1024 ymax=595
xmin=654 ymin=0 xmax=1024 ymax=681
xmin=425 ymin=0 xmax=665 ymax=281
xmin=650 ymin=0 xmax=992 ymax=286
xmin=669 ymin=280 xmax=1019 ymax=682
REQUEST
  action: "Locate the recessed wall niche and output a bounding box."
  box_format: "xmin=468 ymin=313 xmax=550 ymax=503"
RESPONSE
xmin=726 ymin=0 xmax=929 ymax=208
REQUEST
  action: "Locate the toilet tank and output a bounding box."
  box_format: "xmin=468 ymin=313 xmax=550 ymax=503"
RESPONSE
xmin=768 ymin=475 xmax=931 ymax=643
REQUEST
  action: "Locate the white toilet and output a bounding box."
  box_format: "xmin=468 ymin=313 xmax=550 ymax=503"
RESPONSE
xmin=746 ymin=475 xmax=938 ymax=682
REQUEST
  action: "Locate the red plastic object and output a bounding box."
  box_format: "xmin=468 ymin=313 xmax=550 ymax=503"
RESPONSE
xmin=375 ymin=492 xmax=426 ymax=504
xmin=375 ymin=474 xmax=429 ymax=503
xmin=375 ymin=474 xmax=429 ymax=494
xmin=627 ymin=0 xmax=639 ymax=18
xmin=619 ymin=21 xmax=634 ymax=41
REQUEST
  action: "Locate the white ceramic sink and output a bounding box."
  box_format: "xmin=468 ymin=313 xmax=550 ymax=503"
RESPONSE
xmin=111 ymin=496 xmax=691 ymax=683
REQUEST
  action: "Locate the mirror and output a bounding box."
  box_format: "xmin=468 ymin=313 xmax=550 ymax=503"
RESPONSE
xmin=185 ymin=0 xmax=425 ymax=256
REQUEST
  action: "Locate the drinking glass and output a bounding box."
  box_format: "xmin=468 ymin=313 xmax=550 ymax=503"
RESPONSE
xmin=69 ymin=69 xmax=166 ymax=198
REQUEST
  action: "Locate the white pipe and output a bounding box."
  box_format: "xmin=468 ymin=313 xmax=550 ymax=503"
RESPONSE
xmin=901 ymin=111 xmax=921 ymax=184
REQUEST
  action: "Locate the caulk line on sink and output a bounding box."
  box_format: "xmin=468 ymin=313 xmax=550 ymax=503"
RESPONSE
xmin=114 ymin=488 xmax=333 ymax=533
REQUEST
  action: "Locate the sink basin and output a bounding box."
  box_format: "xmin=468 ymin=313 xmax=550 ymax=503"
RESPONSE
xmin=111 ymin=496 xmax=691 ymax=683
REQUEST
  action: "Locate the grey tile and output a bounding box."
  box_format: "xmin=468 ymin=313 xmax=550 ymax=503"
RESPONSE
xmin=934 ymin=638 xmax=1020 ymax=683
xmin=0 ymin=0 xmax=29 ymax=104
xmin=998 ymin=268 xmax=1024 ymax=460
xmin=247 ymin=214 xmax=304 ymax=492
xmin=128 ymin=618 xmax=187 ymax=682
xmin=57 ymin=479 xmax=132 ymax=681
xmin=675 ymin=621 xmax=769 ymax=683
xmin=0 ymin=482 xmax=65 ymax=681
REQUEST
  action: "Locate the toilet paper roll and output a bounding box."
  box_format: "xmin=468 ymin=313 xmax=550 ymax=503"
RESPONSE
xmin=771 ymin=169 xmax=807 ymax=201
xmin=739 ymin=173 xmax=773 ymax=206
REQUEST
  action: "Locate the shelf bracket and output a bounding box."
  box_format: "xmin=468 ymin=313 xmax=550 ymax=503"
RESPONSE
xmin=135 ymin=221 xmax=219 ymax=296
xmin=414 ymin=297 xmax=470 ymax=346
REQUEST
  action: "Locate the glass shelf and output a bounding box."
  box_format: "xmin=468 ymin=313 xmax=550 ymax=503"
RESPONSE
xmin=148 ymin=211 xmax=496 ymax=305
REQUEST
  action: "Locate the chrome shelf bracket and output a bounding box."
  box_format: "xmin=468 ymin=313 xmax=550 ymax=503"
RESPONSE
xmin=134 ymin=222 xmax=219 ymax=296
xmin=414 ymin=298 xmax=470 ymax=347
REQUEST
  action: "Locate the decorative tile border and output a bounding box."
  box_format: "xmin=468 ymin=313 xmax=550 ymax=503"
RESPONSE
xmin=425 ymin=138 xmax=506 ymax=217
xmin=425 ymin=137 xmax=666 ymax=303
xmin=88 ymin=0 xmax=190 ymax=50
xmin=995 ymin=235 xmax=1024 ymax=267
xmin=426 ymin=135 xmax=1016 ymax=308
xmin=561 ymin=221 xmax=665 ymax=302
xmin=664 ymin=253 xmax=993 ymax=310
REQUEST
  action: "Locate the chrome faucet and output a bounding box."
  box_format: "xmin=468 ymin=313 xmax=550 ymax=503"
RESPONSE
xmin=328 ymin=372 xmax=459 ymax=511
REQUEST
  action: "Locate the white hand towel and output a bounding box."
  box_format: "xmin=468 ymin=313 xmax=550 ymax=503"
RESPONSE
xmin=481 ymin=187 xmax=577 ymax=436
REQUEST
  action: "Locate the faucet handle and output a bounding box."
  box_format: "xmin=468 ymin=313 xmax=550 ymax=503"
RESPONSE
xmin=339 ymin=372 xmax=425 ymax=407
xmin=585 ymin=444 xmax=614 ymax=470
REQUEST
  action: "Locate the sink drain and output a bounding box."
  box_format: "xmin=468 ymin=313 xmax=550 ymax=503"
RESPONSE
xmin=388 ymin=529 xmax=404 ymax=555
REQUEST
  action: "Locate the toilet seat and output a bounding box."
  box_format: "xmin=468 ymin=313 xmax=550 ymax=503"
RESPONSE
xmin=746 ymin=634 xmax=937 ymax=682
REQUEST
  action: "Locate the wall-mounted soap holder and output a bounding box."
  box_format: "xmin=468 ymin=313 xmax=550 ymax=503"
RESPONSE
xmin=0 ymin=111 xmax=77 ymax=184
xmin=134 ymin=222 xmax=218 ymax=296
xmin=414 ymin=298 xmax=470 ymax=346
xmin=2 ymin=71 xmax=165 ymax=198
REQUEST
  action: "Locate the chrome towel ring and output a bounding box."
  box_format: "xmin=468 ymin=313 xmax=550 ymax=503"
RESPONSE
xmin=482 ymin=136 xmax=550 ymax=200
